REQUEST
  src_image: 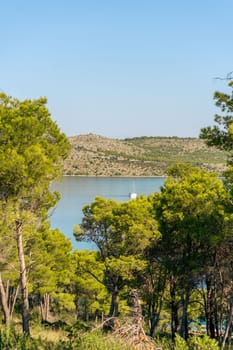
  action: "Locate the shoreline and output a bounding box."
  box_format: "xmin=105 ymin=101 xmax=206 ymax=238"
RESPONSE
xmin=63 ymin=174 xmax=167 ymax=178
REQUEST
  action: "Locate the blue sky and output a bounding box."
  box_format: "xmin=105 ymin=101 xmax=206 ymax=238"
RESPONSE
xmin=1 ymin=0 xmax=233 ymax=138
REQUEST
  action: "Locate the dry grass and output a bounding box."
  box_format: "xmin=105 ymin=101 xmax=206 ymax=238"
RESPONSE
xmin=30 ymin=325 xmax=67 ymax=343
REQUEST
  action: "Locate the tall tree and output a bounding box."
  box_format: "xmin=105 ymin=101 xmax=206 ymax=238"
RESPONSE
xmin=0 ymin=93 xmax=70 ymax=334
xmin=71 ymin=250 xmax=108 ymax=321
xmin=0 ymin=200 xmax=19 ymax=325
xmin=75 ymin=195 xmax=159 ymax=317
xmin=151 ymin=164 xmax=231 ymax=340
xmin=200 ymin=80 xmax=233 ymax=347
xmin=27 ymin=222 xmax=74 ymax=322
xmin=137 ymin=257 xmax=167 ymax=337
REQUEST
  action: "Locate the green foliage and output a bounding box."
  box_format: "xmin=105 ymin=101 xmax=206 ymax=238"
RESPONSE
xmin=71 ymin=250 xmax=109 ymax=318
xmin=0 ymin=92 xmax=70 ymax=333
xmin=0 ymin=92 xmax=70 ymax=201
xmin=150 ymin=164 xmax=233 ymax=340
xmin=200 ymin=79 xmax=233 ymax=204
xmin=152 ymin=164 xmax=231 ymax=274
xmin=188 ymin=334 xmax=219 ymax=350
xmin=0 ymin=325 xmax=134 ymax=350
xmin=75 ymin=195 xmax=160 ymax=316
xmin=155 ymin=334 xmax=220 ymax=350
xmin=26 ymin=223 xmax=76 ymax=318
xmin=200 ymin=80 xmax=233 ymax=154
xmin=0 ymin=327 xmax=224 ymax=350
xmin=3 ymin=88 xmax=233 ymax=344
xmin=200 ymin=78 xmax=233 ymax=198
xmin=68 ymin=330 xmax=136 ymax=350
xmin=76 ymin=195 xmax=159 ymax=259
xmin=0 ymin=327 xmax=40 ymax=350
xmin=174 ymin=335 xmax=189 ymax=350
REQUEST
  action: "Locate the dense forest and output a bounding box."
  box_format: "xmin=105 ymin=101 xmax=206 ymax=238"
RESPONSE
xmin=1 ymin=81 xmax=233 ymax=350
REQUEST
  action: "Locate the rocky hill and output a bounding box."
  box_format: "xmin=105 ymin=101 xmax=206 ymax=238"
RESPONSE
xmin=63 ymin=134 xmax=228 ymax=176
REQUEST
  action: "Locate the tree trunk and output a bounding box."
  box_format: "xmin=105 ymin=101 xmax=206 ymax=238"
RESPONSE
xmin=0 ymin=273 xmax=11 ymax=325
xmin=40 ymin=293 xmax=50 ymax=322
xmin=148 ymin=267 xmax=166 ymax=338
xmin=9 ymin=285 xmax=19 ymax=319
xmin=109 ymin=283 xmax=119 ymax=317
xmin=16 ymin=219 xmax=30 ymax=335
xmin=149 ymin=297 xmax=163 ymax=337
xmin=180 ymin=289 xmax=190 ymax=340
xmin=206 ymin=276 xmax=216 ymax=338
xmin=170 ymin=277 xmax=179 ymax=341
xmin=221 ymin=286 xmax=233 ymax=350
xmin=75 ymin=294 xmax=79 ymax=319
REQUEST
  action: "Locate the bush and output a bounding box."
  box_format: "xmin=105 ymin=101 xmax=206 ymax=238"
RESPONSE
xmin=0 ymin=327 xmax=40 ymax=350
xmin=67 ymin=330 xmax=135 ymax=350
xmin=188 ymin=334 xmax=219 ymax=350
xmin=174 ymin=335 xmax=189 ymax=350
xmin=155 ymin=334 xmax=220 ymax=350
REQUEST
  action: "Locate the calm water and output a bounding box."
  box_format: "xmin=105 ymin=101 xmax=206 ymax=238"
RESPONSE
xmin=50 ymin=176 xmax=164 ymax=249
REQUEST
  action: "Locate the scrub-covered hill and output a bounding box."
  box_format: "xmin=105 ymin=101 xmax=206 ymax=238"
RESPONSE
xmin=64 ymin=134 xmax=227 ymax=176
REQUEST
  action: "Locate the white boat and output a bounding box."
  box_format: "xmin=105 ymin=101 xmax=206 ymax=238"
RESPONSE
xmin=129 ymin=192 xmax=137 ymax=199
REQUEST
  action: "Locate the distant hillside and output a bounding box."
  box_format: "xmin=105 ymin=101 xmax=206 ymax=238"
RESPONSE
xmin=63 ymin=134 xmax=228 ymax=176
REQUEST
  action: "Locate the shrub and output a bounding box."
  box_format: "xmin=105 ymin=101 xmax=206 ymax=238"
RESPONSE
xmin=174 ymin=335 xmax=189 ymax=350
xmin=155 ymin=334 xmax=220 ymax=350
xmin=71 ymin=331 xmax=136 ymax=350
xmin=188 ymin=334 xmax=219 ymax=350
xmin=0 ymin=327 xmax=40 ymax=350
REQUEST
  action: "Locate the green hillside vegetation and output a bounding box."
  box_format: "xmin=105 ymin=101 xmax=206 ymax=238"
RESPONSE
xmin=64 ymin=134 xmax=227 ymax=176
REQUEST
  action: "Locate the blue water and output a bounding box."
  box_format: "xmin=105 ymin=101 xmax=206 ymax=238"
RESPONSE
xmin=50 ymin=176 xmax=164 ymax=249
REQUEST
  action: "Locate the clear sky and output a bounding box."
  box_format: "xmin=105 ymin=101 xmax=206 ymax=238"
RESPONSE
xmin=1 ymin=0 xmax=233 ymax=139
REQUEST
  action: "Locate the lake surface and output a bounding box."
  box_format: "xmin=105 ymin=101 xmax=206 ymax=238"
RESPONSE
xmin=50 ymin=176 xmax=164 ymax=249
